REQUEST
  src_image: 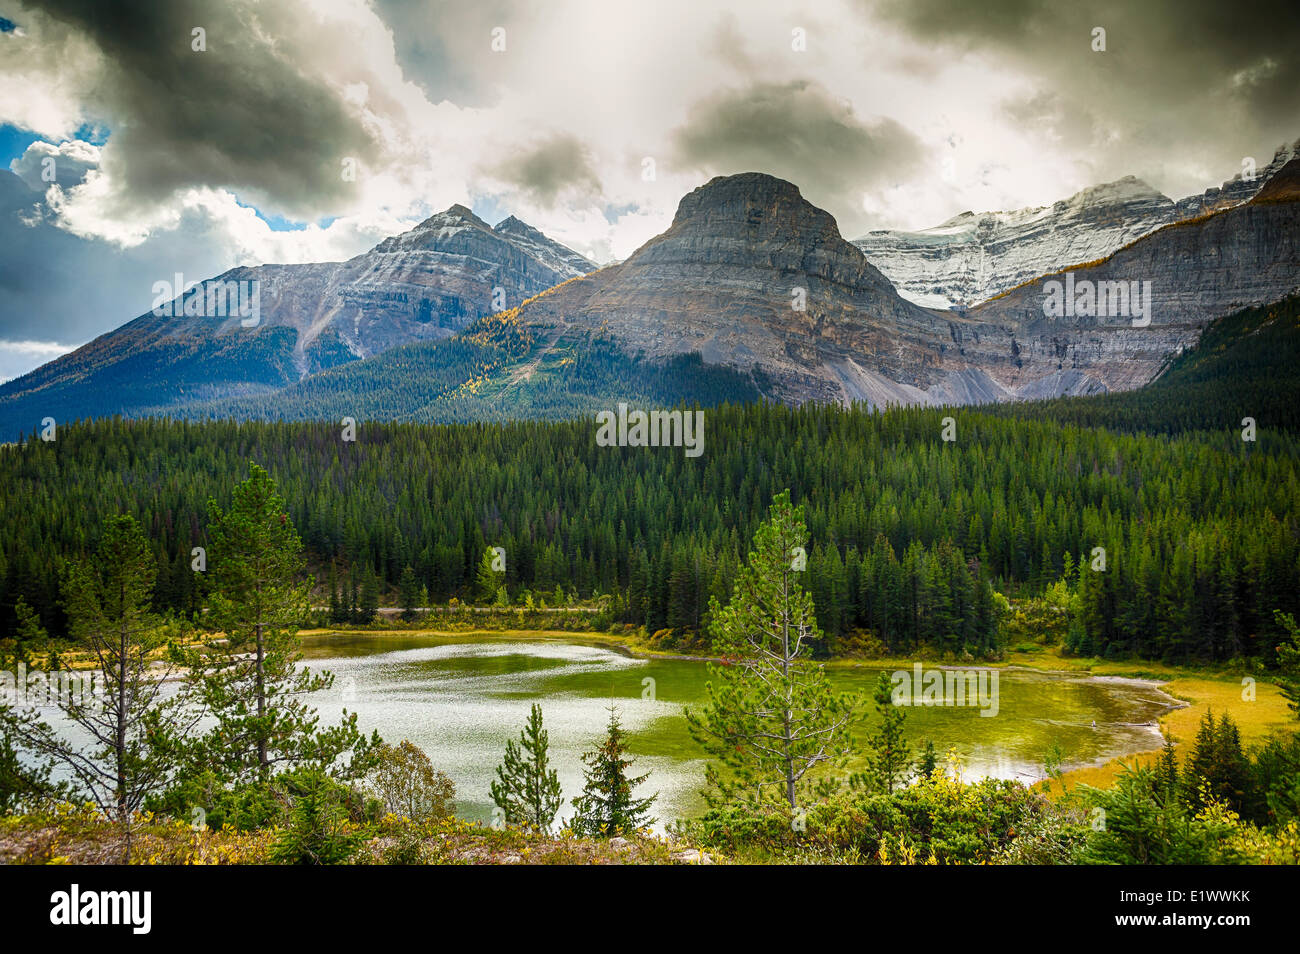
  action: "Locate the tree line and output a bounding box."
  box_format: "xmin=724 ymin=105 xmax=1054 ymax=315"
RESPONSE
xmin=1 ymin=397 xmax=1296 ymax=662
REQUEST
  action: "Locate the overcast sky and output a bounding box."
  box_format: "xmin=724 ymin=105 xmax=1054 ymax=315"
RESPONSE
xmin=1 ymin=0 xmax=1297 ymax=379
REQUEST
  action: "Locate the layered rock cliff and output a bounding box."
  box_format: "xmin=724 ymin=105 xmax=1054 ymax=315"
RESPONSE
xmin=508 ymin=165 xmax=1300 ymax=407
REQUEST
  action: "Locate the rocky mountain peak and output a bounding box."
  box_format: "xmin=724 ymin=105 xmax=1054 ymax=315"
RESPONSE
xmin=414 ymin=203 xmax=491 ymax=230
xmin=493 ymin=214 xmax=530 ymax=234
xmin=667 ymin=172 xmax=836 ymax=234
xmin=492 ymin=214 xmax=597 ymax=278
xmin=1249 ymin=157 xmax=1300 ymax=204
xmin=1065 ymin=175 xmax=1167 ymax=208
xmin=626 ymin=172 xmax=870 ymax=288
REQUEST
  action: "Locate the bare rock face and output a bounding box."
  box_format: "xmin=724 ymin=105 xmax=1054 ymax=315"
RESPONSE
xmin=970 ymin=159 xmax=1300 ymax=396
xmin=513 ymin=166 xmax=1300 ymax=408
xmin=279 ymin=204 xmax=597 ymax=369
xmin=853 ymin=140 xmax=1299 ymax=312
xmin=513 ymin=172 xmax=955 ymax=405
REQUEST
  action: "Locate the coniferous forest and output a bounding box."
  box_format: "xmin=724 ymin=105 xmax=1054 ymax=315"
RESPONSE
xmin=2 ymin=308 xmax=1297 ymax=664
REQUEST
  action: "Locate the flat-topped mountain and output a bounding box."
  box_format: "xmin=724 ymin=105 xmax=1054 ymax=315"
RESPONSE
xmin=502 ymin=172 xmax=960 ymax=406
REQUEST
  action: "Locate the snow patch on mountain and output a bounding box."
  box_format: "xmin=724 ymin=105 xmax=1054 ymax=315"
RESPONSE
xmin=855 ymin=141 xmax=1300 ymax=311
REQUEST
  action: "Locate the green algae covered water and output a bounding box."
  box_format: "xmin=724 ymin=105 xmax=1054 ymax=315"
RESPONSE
xmin=301 ymin=632 xmax=1180 ymax=829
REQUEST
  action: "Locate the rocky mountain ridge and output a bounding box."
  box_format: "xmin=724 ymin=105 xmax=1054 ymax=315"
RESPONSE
xmin=0 ymin=208 xmax=596 ymax=435
xmin=500 ymin=163 xmax=1300 ymax=408
xmin=853 ymin=141 xmax=1299 ymax=311
xmin=2 ymin=157 xmax=1297 ymax=438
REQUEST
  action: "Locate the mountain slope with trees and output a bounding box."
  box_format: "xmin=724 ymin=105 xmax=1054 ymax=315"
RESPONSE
xmin=1 ymin=296 xmax=1296 ymax=664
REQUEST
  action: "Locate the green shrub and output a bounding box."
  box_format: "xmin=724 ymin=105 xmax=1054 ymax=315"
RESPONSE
xmin=685 ymin=771 xmax=1054 ymax=864
xmin=269 ymin=770 xmax=361 ymax=865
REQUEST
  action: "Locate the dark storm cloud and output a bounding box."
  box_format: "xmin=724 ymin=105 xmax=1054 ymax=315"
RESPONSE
xmin=23 ymin=0 xmax=378 ymax=217
xmin=670 ymin=80 xmax=923 ymax=235
xmin=371 ymin=0 xmax=519 ymax=109
xmin=491 ymin=134 xmax=603 ymax=206
xmin=865 ymin=0 xmax=1300 ymax=154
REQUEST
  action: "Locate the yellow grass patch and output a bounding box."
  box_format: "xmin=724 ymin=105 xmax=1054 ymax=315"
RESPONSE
xmin=1040 ymin=671 xmax=1294 ymax=797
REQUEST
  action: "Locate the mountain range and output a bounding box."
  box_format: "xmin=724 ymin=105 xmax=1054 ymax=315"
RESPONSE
xmin=2 ymin=143 xmax=1298 ymax=438
xmin=0 ymin=204 xmax=595 ymax=433
xmin=852 ymin=140 xmax=1299 ymax=311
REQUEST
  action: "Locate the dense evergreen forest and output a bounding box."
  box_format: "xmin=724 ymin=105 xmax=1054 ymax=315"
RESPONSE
xmin=1 ymin=298 xmax=1296 ymax=663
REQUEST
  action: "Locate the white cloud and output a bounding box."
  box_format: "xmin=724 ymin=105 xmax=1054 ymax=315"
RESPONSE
xmin=0 ymin=338 xmax=77 ymax=383
xmin=0 ymin=0 xmax=1290 ymax=363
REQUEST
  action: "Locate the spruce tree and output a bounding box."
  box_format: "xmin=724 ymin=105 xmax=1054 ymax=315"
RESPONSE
xmin=398 ymin=565 xmax=420 ymax=621
xmin=473 ymin=548 xmax=502 ymax=604
xmin=490 ymin=704 xmax=563 ymax=831
xmin=914 ymin=739 xmax=938 ymax=780
xmin=1154 ymin=733 xmax=1181 ymax=805
xmin=865 ymin=671 xmax=911 ymax=793
xmin=327 ymin=565 xmax=342 ymax=624
xmin=358 ymin=568 xmax=380 ymax=622
xmin=570 ymin=707 xmax=656 ymax=837
xmin=686 ymin=490 xmax=859 ymax=809
xmin=1274 ymin=610 xmax=1300 ymax=720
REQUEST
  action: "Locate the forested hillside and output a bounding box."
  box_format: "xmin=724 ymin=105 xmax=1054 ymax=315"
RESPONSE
xmin=988 ymin=297 xmax=1300 ymax=435
xmin=177 ymin=301 xmax=765 ymax=425
xmin=2 ymin=396 xmax=1296 ymax=662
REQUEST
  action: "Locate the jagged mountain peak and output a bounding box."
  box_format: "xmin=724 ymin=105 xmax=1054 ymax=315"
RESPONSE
xmin=370 ymin=204 xmax=499 ymax=254
xmin=492 ymin=214 xmax=597 ymax=278
xmin=410 ymin=203 xmax=492 ymax=232
xmin=493 ymin=214 xmax=531 ymax=233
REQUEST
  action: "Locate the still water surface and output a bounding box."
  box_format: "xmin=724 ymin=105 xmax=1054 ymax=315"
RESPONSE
xmin=302 ymin=633 xmax=1179 ymax=828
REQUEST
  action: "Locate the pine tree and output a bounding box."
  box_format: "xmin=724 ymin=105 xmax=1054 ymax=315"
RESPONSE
xmin=569 ymin=706 xmax=656 ymax=838
xmin=864 ymin=671 xmax=910 ymax=793
xmin=179 ymin=463 xmax=376 ymax=785
xmin=4 ymin=516 xmax=191 ymax=861
xmin=490 ymin=704 xmax=563 ymax=831
xmin=686 ymin=490 xmax=859 ymax=810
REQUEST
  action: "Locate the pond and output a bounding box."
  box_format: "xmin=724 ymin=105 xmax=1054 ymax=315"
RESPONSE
xmin=301 ymin=632 xmax=1180 ymax=829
